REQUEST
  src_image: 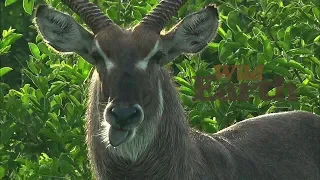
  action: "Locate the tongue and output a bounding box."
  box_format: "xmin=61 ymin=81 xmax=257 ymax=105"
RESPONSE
xmin=109 ymin=126 xmax=129 ymax=147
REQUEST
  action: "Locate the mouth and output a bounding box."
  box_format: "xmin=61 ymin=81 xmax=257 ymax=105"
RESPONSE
xmin=108 ymin=126 xmax=133 ymax=147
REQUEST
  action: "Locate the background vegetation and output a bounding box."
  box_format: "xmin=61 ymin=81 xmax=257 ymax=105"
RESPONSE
xmin=1 ymin=0 xmax=319 ymax=179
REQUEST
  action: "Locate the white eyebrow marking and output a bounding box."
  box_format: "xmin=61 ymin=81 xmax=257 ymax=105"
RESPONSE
xmin=135 ymin=40 xmax=159 ymax=71
xmin=94 ymin=39 xmax=115 ymax=71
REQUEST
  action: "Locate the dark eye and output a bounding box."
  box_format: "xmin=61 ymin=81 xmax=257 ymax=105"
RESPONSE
xmin=151 ymin=51 xmax=164 ymax=63
xmin=91 ymin=51 xmax=102 ymax=62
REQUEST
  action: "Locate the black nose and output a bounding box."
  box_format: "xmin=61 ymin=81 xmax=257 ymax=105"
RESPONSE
xmin=109 ymin=106 xmax=141 ymax=127
xmin=112 ymin=107 xmax=137 ymax=120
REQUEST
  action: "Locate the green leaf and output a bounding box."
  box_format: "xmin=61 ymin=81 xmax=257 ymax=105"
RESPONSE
xmin=284 ymin=26 xmax=291 ymax=47
xmin=248 ymin=37 xmax=261 ymax=51
xmin=312 ymin=7 xmax=320 ymax=21
xmin=297 ymin=86 xmax=318 ymax=99
xmin=305 ymin=57 xmax=320 ymax=66
xmin=0 ymin=88 xmax=3 ymax=103
xmin=133 ymin=10 xmax=142 ymax=21
xmin=38 ymin=76 xmax=49 ymax=95
xmin=23 ymin=69 xmax=45 ymax=95
xmin=174 ymin=77 xmax=192 ymax=89
xmin=2 ymin=28 xmax=15 ymax=38
xmin=273 ymin=57 xmax=288 ymax=66
xmin=37 ymin=42 xmax=51 ymax=55
xmin=47 ymin=81 xmax=66 ymax=97
xmin=0 ymin=166 xmax=5 ymax=179
xmin=1 ymin=33 xmax=23 ymax=47
xmin=196 ymin=69 xmax=212 ymax=76
xmin=65 ymin=103 xmax=75 ymax=122
xmin=59 ymin=154 xmax=73 ymax=174
xmin=40 ymin=97 xmax=50 ymax=114
xmin=302 ymin=78 xmax=309 ymax=85
xmin=287 ymin=60 xmax=312 ymax=75
xmin=23 ymin=0 xmax=34 ymax=15
xmin=0 ymin=67 xmax=13 ymax=77
xmin=201 ymin=118 xmax=217 ymax=133
xmin=39 ymin=165 xmax=51 ymax=175
xmin=277 ymin=41 xmax=289 ymax=52
xmin=27 ymin=60 xmax=39 ymax=74
xmin=252 ymin=26 xmax=262 ymax=37
xmin=134 ymin=6 xmax=148 ymax=15
xmin=288 ymin=48 xmax=313 ymax=55
xmin=248 ymin=5 xmax=258 ymax=17
xmin=1 ymin=122 xmax=17 ymax=144
xmin=180 ymin=94 xmax=193 ymax=107
xmin=207 ymin=42 xmax=219 ymax=50
xmin=227 ymin=11 xmax=240 ymax=32
xmin=287 ymin=60 xmax=304 ymax=71
xmin=299 ymin=8 xmax=317 ymax=24
xmin=229 ymin=0 xmax=238 ymax=8
xmin=218 ymin=28 xmax=227 ymax=39
xmin=314 ymin=35 xmax=320 ymax=42
xmin=190 ymin=115 xmax=202 ymax=125
xmin=260 ymin=0 xmax=267 ymax=11
xmin=36 ymin=34 xmax=42 ymax=43
xmin=5 ymin=0 xmax=17 ymax=6
xmin=234 ymin=32 xmax=249 ymax=45
xmin=265 ymin=64 xmax=292 ymax=77
xmin=67 ymin=94 xmax=81 ymax=107
xmin=261 ymin=34 xmax=273 ymax=61
xmin=179 ymin=86 xmax=195 ymax=96
xmin=239 ymin=5 xmax=248 ymax=15
xmin=268 ymin=87 xmax=276 ymax=97
xmin=266 ymin=2 xmax=278 ymax=13
xmin=234 ymin=103 xmax=258 ymax=111
xmin=107 ymin=6 xmax=118 ymax=22
xmin=28 ymin=42 xmax=41 ymax=59
xmin=0 ymin=45 xmax=11 ymax=55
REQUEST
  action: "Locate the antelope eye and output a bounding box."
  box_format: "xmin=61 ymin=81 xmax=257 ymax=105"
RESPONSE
xmin=91 ymin=50 xmax=102 ymax=62
xmin=151 ymin=51 xmax=164 ymax=63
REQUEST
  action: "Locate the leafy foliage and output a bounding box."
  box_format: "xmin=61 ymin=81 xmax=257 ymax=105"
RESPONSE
xmin=0 ymin=0 xmax=319 ymax=179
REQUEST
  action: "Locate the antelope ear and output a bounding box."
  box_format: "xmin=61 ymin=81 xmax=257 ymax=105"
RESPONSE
xmin=160 ymin=5 xmax=219 ymax=65
xmin=34 ymin=5 xmax=96 ymax=64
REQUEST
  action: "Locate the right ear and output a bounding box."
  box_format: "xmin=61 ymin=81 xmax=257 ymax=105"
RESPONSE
xmin=34 ymin=5 xmax=96 ymax=64
xmin=159 ymin=5 xmax=219 ymax=65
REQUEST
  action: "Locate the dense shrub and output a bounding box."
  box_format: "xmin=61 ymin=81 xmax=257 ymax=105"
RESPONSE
xmin=0 ymin=0 xmax=319 ymax=179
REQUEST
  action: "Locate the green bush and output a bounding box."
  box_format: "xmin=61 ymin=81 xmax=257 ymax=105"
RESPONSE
xmin=0 ymin=0 xmax=319 ymax=179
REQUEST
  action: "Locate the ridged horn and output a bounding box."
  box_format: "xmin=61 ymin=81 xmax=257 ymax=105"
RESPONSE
xmin=138 ymin=0 xmax=187 ymax=33
xmin=61 ymin=0 xmax=114 ymax=34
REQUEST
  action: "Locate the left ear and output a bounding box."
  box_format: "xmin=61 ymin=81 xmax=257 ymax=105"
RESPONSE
xmin=160 ymin=5 xmax=219 ymax=65
xmin=34 ymin=5 xmax=96 ymax=64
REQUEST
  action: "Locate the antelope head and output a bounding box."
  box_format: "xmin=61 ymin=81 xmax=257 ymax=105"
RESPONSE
xmin=34 ymin=0 xmax=219 ymax=148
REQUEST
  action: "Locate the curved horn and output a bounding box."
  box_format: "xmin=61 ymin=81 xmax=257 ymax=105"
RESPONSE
xmin=62 ymin=0 xmax=114 ymax=34
xmin=138 ymin=0 xmax=187 ymax=33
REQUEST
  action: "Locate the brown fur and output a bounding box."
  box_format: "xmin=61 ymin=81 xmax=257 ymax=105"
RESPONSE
xmin=95 ymin=25 xmax=160 ymax=61
xmin=33 ymin=4 xmax=320 ymax=180
xmin=86 ymin=67 xmax=320 ymax=180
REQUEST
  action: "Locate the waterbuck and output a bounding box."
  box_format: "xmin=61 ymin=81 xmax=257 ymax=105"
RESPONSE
xmin=34 ymin=0 xmax=320 ymax=179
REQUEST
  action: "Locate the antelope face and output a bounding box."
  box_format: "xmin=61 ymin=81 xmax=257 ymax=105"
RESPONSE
xmin=34 ymin=1 xmax=219 ymax=147
xmin=93 ymin=27 xmax=163 ymax=146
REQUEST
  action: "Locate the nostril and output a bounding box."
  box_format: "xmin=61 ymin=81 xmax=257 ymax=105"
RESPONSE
xmin=123 ymin=71 xmax=131 ymax=78
xmin=111 ymin=107 xmax=138 ymax=121
xmin=106 ymin=105 xmax=143 ymax=128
